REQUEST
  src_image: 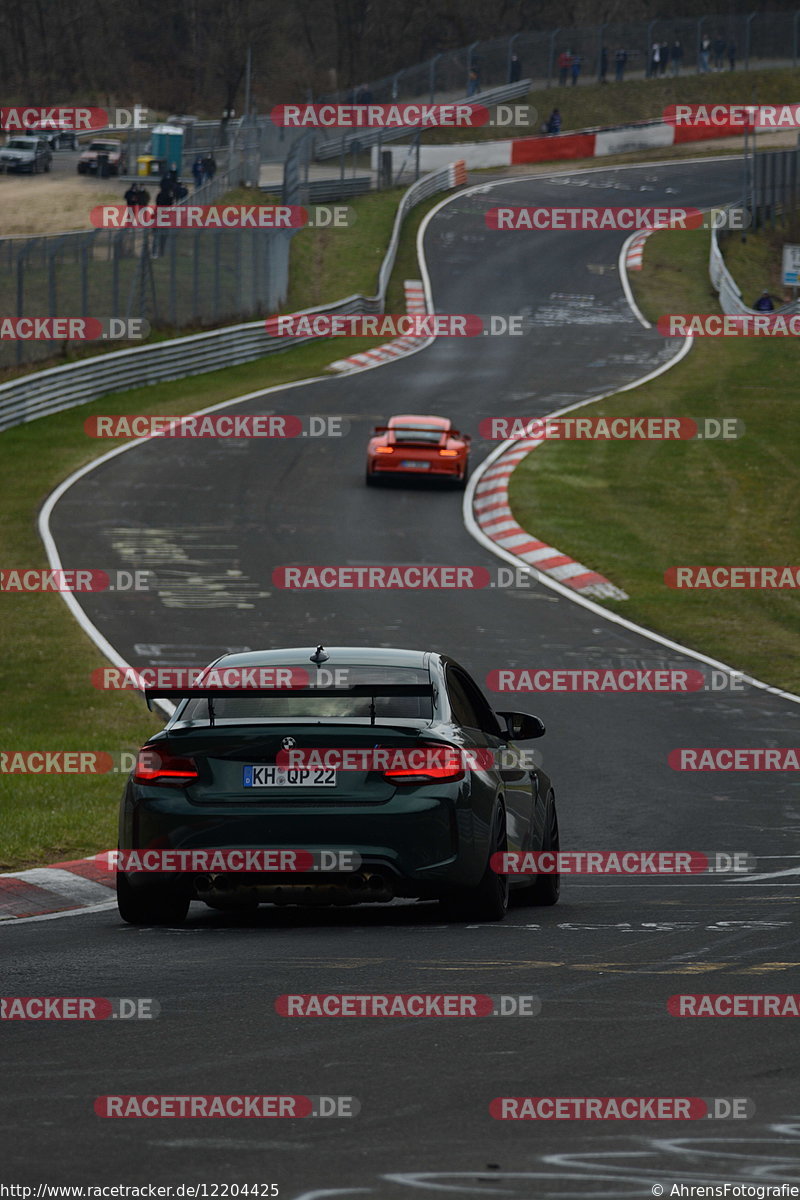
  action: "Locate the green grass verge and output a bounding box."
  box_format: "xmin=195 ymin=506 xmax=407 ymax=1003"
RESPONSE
xmin=0 ymin=180 xmax=440 ymax=870
xmin=507 ymin=223 xmax=800 ymax=693
xmin=420 ymin=66 xmax=800 ymax=143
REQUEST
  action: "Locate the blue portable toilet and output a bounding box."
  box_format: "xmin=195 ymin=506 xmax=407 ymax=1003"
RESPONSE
xmin=150 ymin=123 xmax=184 ymax=175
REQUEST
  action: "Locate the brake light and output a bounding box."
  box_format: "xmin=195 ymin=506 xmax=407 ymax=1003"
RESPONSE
xmin=375 ymin=445 xmax=394 ymax=454
xmin=438 ymin=448 xmax=459 ymax=457
xmin=134 ymin=748 xmax=199 ymax=785
xmin=384 ymin=764 xmax=464 ymax=784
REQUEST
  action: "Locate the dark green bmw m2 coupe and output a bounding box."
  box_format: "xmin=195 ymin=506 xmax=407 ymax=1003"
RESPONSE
xmin=116 ymin=645 xmax=560 ymax=925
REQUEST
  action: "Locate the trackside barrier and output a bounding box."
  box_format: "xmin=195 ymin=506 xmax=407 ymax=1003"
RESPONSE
xmin=0 ymin=162 xmax=466 ymax=432
xmin=311 ymin=82 xmax=533 ymax=160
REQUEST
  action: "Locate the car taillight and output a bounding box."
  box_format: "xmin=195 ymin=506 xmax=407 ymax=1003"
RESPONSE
xmin=384 ymin=764 xmax=465 ymax=784
xmin=438 ymin=448 xmax=459 ymax=457
xmin=375 ymin=446 xmax=394 ymax=454
xmin=134 ymin=748 xmax=199 ymax=785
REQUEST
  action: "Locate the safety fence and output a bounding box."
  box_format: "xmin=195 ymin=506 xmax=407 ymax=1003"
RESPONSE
xmin=0 ymin=126 xmax=275 ymax=371
xmin=317 ymin=11 xmax=800 ymax=104
xmin=709 ymin=147 xmax=800 ymax=315
xmin=0 ymin=162 xmax=464 ymax=432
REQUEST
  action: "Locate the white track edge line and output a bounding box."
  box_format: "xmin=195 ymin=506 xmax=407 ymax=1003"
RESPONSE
xmin=414 ymin=165 xmax=800 ymax=711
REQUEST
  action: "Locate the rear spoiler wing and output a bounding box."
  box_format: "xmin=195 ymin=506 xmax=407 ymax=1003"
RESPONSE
xmin=145 ymin=683 xmax=435 ymax=726
xmin=373 ymin=425 xmax=470 ymax=441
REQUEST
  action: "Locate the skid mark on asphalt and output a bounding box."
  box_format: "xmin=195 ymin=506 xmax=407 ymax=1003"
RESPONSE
xmin=107 ymin=526 xmax=270 ymax=608
xmin=285 ymin=1118 xmax=800 ymax=1197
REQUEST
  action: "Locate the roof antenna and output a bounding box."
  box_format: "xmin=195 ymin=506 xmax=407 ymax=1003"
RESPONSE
xmin=310 ymin=645 xmax=329 ymax=665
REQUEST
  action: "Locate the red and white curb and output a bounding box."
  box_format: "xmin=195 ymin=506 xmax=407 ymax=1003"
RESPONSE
xmin=472 ymin=438 xmax=629 ymax=601
xmin=0 ymin=852 xmax=116 ymax=920
xmin=625 ymin=229 xmax=654 ymax=271
xmin=328 ymin=280 xmax=429 ymax=373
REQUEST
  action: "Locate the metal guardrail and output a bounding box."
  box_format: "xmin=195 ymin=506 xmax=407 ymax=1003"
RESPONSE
xmin=709 ymin=203 xmax=800 ymax=317
xmin=311 ymin=81 xmax=533 ymax=160
xmin=0 ymin=162 xmax=463 ymax=432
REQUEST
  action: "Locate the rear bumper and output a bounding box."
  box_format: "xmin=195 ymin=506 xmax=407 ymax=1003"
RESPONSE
xmin=369 ymin=461 xmax=464 ymax=479
xmin=120 ymin=786 xmax=482 ymax=893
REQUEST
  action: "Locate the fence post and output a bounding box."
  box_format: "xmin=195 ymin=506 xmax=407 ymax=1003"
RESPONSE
xmin=794 ymin=10 xmax=799 ymax=67
xmin=696 ymin=19 xmax=704 ymax=74
xmin=467 ymin=42 xmax=479 ymax=94
xmin=507 ymin=35 xmax=519 ymax=84
xmin=646 ymin=21 xmax=656 ymax=77
xmin=429 ymin=54 xmax=441 ymax=103
xmin=192 ymin=230 xmax=200 ymax=322
xmin=745 ymin=12 xmax=755 ymax=69
xmin=547 ymin=29 xmax=560 ymax=87
xmin=169 ymin=233 xmax=177 ymax=325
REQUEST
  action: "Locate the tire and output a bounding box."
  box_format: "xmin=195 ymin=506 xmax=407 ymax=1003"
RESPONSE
xmin=455 ymin=466 xmax=469 ymax=490
xmin=518 ymin=793 xmax=560 ymax=907
xmin=44 ymin=160 xmax=51 ymax=173
xmin=116 ymin=872 xmax=190 ymax=925
xmin=32 ymin=160 xmax=39 ymax=175
xmin=365 ymin=469 xmax=378 ymax=487
xmin=440 ymin=804 xmax=509 ymax=922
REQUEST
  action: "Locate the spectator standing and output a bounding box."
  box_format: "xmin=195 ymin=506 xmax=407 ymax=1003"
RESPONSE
xmin=546 ymin=108 xmax=561 ymax=135
xmin=152 ymin=184 xmax=174 ymax=258
xmin=649 ymin=42 xmax=661 ymax=78
xmin=728 ymin=41 xmax=736 ymax=70
xmin=599 ymin=46 xmax=608 ymax=83
xmin=124 ymin=181 xmax=149 ymax=210
xmin=509 ymin=53 xmax=521 ymax=83
xmin=660 ymin=42 xmax=669 ymax=75
xmin=671 ymin=39 xmax=683 ymax=75
xmin=713 ymin=35 xmax=725 ymax=70
xmin=467 ymin=67 xmax=480 ymax=96
xmin=615 ymin=47 xmax=628 ymax=81
xmin=202 ymin=153 xmax=217 ymax=181
xmin=699 ymin=35 xmax=711 ymax=72
xmin=192 ymin=156 xmax=205 ymax=189
xmin=558 ymin=50 xmax=572 ymax=86
xmin=570 ymin=54 xmax=582 ymax=86
xmin=753 ymin=290 xmax=777 ymax=312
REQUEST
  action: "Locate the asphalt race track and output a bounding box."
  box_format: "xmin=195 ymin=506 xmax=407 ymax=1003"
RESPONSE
xmin=5 ymin=158 xmax=800 ymax=1197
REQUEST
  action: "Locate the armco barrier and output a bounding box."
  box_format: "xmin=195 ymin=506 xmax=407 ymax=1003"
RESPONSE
xmin=373 ymin=114 xmax=760 ymax=175
xmin=0 ymin=162 xmax=465 ymax=433
xmin=709 ymin=199 xmax=800 ymax=316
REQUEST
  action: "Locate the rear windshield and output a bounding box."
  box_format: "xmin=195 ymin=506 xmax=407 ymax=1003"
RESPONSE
xmin=392 ymin=427 xmax=444 ymax=444
xmin=178 ymin=665 xmax=433 ymax=723
xmin=88 ymin=141 xmax=116 ymax=150
xmin=7 ymin=139 xmax=36 ymax=149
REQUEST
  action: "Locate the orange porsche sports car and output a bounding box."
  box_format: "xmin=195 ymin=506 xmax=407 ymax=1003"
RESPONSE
xmin=365 ymin=415 xmax=470 ymax=488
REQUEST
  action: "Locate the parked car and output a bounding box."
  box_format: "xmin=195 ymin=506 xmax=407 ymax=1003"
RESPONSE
xmin=77 ymin=138 xmax=127 ymax=175
xmin=0 ymin=135 xmax=52 ymax=174
xmin=22 ymin=120 xmax=78 ymax=150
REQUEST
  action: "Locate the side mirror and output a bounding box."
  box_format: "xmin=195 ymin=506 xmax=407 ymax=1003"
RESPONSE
xmin=496 ymin=710 xmax=546 ymax=741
